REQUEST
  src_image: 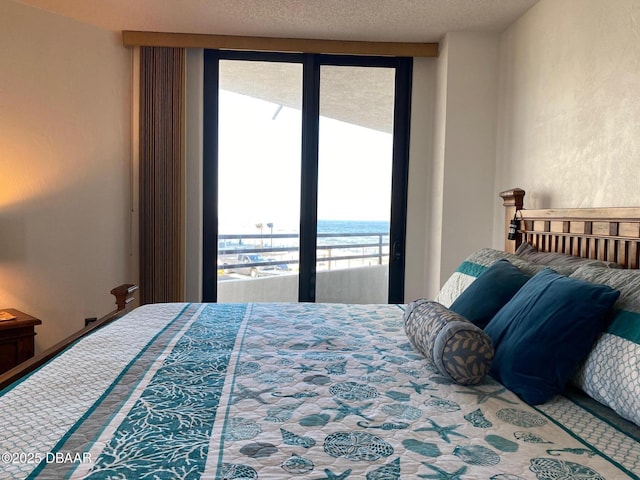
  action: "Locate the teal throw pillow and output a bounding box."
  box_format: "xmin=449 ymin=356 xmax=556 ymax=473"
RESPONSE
xmin=484 ymin=268 xmax=620 ymax=405
xmin=450 ymin=259 xmax=531 ymax=329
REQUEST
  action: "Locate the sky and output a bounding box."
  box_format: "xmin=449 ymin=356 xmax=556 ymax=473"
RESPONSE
xmin=217 ymin=90 xmax=393 ymax=234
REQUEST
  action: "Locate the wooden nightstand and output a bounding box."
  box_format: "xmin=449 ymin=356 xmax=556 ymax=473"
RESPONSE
xmin=0 ymin=309 xmax=42 ymax=374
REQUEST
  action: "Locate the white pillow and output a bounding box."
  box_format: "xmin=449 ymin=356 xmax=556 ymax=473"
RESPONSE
xmin=435 ymin=248 xmax=536 ymax=307
xmin=570 ymin=266 xmax=640 ymax=427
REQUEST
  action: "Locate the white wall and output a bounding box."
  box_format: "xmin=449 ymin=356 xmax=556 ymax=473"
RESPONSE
xmin=404 ymin=57 xmax=435 ymax=302
xmin=217 ymin=266 xmax=388 ymax=304
xmin=0 ymin=1 xmax=132 ymax=351
xmin=424 ymin=32 xmax=501 ymax=298
xmin=185 ymin=49 xmax=204 ymax=302
xmin=494 ymin=0 xmax=640 ymax=246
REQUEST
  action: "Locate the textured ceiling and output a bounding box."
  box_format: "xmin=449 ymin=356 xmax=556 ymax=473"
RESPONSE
xmin=15 ymin=0 xmax=538 ymax=42
xmin=14 ymin=0 xmax=539 ymax=133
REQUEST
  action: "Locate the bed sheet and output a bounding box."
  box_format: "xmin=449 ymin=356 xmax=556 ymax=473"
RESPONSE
xmin=0 ymin=302 xmax=638 ymax=479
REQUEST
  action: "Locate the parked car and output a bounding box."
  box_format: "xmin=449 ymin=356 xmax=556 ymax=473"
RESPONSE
xmin=237 ymin=254 xmax=267 ymax=277
xmin=219 ymin=254 xmax=289 ymax=277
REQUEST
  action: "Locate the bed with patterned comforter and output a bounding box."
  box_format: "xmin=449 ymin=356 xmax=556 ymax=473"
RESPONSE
xmin=0 ymin=301 xmax=638 ymax=479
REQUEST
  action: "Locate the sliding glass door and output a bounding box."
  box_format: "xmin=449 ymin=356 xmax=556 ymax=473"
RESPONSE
xmin=315 ymin=65 xmax=396 ymax=303
xmin=216 ymin=60 xmax=302 ymax=302
xmin=203 ymin=51 xmax=412 ymax=304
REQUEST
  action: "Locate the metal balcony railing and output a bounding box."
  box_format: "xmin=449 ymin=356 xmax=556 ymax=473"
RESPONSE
xmin=217 ymin=232 xmax=389 ymax=278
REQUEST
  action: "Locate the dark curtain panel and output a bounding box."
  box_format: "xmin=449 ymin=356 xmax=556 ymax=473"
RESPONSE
xmin=139 ymin=47 xmax=185 ymax=304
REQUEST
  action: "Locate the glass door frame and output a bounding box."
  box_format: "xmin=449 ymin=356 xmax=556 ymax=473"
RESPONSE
xmin=203 ymin=50 xmax=412 ymax=303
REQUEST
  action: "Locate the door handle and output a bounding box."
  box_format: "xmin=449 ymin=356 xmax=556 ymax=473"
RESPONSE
xmin=392 ymin=239 xmax=403 ymax=262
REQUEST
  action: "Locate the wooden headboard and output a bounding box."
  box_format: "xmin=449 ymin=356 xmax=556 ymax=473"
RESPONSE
xmin=501 ymin=188 xmax=640 ymax=269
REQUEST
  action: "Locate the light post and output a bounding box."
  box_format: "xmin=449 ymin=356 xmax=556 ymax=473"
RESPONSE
xmin=255 ymin=223 xmax=263 ymax=247
xmin=266 ymin=223 xmax=273 ymax=248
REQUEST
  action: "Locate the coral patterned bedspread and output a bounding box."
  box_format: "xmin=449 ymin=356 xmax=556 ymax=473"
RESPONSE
xmin=0 ymin=303 xmax=638 ymax=479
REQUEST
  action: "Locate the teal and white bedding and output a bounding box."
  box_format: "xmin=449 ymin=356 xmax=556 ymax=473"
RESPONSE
xmin=0 ymin=302 xmax=638 ymax=479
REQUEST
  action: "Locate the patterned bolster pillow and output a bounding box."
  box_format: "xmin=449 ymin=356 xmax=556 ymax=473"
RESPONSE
xmin=404 ymin=300 xmax=494 ymax=385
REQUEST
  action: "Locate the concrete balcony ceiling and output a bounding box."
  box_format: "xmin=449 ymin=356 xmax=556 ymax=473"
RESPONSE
xmin=220 ymin=62 xmax=396 ymax=133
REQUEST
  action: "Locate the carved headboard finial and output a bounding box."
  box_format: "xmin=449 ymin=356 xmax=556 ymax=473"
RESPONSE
xmin=110 ymin=284 xmax=139 ymax=311
xmin=500 ymin=188 xmax=525 ymax=210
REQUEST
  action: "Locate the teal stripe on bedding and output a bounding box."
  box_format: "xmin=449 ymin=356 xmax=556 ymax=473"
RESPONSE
xmin=455 ymin=261 xmax=487 ymax=278
xmin=28 ymin=303 xmax=195 ymax=480
xmin=608 ymin=310 xmax=640 ymax=345
xmin=84 ymin=303 xmax=247 ymax=479
xmin=532 ymin=403 xmax=640 ymax=480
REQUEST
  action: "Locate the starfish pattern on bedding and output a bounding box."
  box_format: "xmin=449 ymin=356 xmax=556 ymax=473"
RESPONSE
xmin=373 ymin=345 xmax=391 ymax=355
xmin=292 ymin=363 xmax=317 ymax=373
xmin=353 ymin=353 xmax=374 ymax=361
xmin=405 ymin=381 xmax=436 ymax=394
xmin=414 ymin=418 xmax=467 ymax=443
xmin=231 ymin=384 xmax=275 ymax=404
xmin=315 ymin=468 xmax=352 ymax=480
xmin=455 ymin=386 xmax=518 ymax=405
xmin=418 ymin=463 xmax=467 ymax=479
xmin=360 ymin=362 xmax=391 ymax=374
xmin=311 ymin=336 xmax=339 ymax=347
xmin=326 ymin=398 xmax=374 ymax=422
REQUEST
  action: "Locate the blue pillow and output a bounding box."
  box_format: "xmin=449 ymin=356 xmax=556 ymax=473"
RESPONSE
xmin=449 ymin=259 xmax=531 ymax=329
xmin=484 ymin=268 xmax=620 ymax=405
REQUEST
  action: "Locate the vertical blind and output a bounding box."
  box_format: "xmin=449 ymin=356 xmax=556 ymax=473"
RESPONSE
xmin=139 ymin=47 xmax=185 ymax=304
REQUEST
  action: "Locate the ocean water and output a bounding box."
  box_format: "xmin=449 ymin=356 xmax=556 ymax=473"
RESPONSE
xmin=220 ymin=219 xmax=389 ymax=235
xmin=317 ymin=219 xmax=389 ymax=235
xmin=219 ymin=220 xmax=389 ymax=250
xmin=316 ymin=220 xmax=389 ymax=247
xmin=218 ymin=220 xmax=390 ymax=270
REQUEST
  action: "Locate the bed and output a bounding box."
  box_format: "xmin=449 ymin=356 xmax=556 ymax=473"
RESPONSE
xmin=0 ymin=188 xmax=638 ymax=479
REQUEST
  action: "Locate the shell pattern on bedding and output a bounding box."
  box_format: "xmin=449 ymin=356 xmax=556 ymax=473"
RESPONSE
xmin=0 ymin=302 xmax=638 ymax=479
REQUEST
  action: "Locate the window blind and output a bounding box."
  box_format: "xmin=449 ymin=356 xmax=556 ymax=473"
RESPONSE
xmin=139 ymin=47 xmax=185 ymax=303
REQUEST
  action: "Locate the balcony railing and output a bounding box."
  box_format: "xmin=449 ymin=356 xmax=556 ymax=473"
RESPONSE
xmin=218 ymin=232 xmax=389 ymax=279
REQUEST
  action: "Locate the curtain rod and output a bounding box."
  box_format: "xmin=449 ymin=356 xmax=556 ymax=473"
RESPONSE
xmin=122 ymin=31 xmax=439 ymax=57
